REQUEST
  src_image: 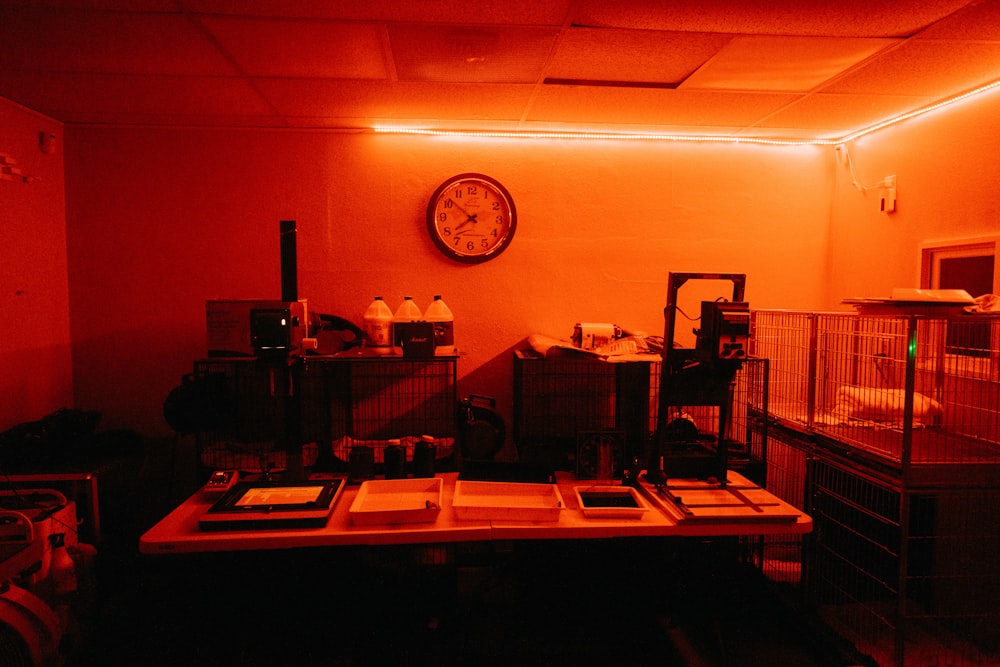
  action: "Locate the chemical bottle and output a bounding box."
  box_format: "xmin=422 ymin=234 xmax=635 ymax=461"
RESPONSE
xmin=393 ymin=296 xmax=423 ymax=355
xmin=49 ymin=533 xmax=78 ymax=596
xmin=424 ymin=294 xmax=455 ymax=355
xmin=363 ymin=296 xmax=394 ymax=353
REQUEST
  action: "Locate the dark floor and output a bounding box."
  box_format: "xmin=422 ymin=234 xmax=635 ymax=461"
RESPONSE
xmin=64 ymin=535 xmax=867 ymax=667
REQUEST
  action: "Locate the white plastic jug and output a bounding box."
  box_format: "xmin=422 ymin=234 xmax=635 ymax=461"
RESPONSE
xmin=363 ymin=296 xmax=393 ymax=353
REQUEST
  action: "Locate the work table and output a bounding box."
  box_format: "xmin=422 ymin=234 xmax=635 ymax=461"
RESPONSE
xmin=140 ymin=471 xmax=810 ymax=555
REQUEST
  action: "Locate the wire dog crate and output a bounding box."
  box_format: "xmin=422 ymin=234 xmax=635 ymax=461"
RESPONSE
xmin=749 ymin=310 xmax=1000 ymax=667
xmin=512 ymin=350 xmax=768 ymax=480
xmin=331 ymin=357 xmax=458 ymax=465
xmin=513 ymin=351 xmax=656 ymax=471
xmin=752 ymin=311 xmax=1000 ymax=470
xmin=191 ymin=356 xmax=458 ymax=474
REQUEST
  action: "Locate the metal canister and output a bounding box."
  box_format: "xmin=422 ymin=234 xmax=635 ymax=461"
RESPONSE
xmin=384 ymin=443 xmax=406 ymax=479
xmin=413 ymin=436 xmax=436 ymax=478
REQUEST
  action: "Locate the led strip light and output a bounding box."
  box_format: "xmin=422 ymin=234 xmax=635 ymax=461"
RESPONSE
xmin=375 ymin=79 xmax=1000 ymax=147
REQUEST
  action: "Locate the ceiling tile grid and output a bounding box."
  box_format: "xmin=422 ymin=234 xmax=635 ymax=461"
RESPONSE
xmin=0 ymin=1 xmax=998 ymax=140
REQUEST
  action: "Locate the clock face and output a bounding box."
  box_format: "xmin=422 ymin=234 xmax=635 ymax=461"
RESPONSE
xmin=426 ymin=173 xmax=516 ymax=263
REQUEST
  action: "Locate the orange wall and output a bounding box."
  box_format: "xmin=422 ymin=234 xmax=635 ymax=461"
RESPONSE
xmin=14 ymin=83 xmax=999 ymax=441
xmin=828 ymin=86 xmax=1000 ymax=302
xmin=62 ymin=128 xmax=831 ymax=437
xmin=0 ymin=99 xmax=71 ymax=432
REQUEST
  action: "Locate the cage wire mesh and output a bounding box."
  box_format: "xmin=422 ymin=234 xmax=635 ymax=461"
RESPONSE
xmin=751 ymin=310 xmax=815 ymax=425
xmin=191 ymin=358 xmax=329 ymax=473
xmin=192 ymin=357 xmax=457 ymax=472
xmin=513 ymin=352 xmax=619 ymax=444
xmin=754 ymin=311 xmax=1000 ymax=466
xmin=808 ymin=458 xmax=903 ymax=666
xmin=513 ymin=351 xmax=648 ymax=469
xmin=756 ymin=431 xmax=809 ymax=588
xmin=513 ymin=350 xmax=767 ymax=478
xmin=338 ymin=359 xmax=458 ymax=464
xmin=749 ymin=310 xmax=1000 ymax=667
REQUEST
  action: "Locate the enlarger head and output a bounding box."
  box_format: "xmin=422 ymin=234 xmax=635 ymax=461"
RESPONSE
xmin=250 ymin=303 xmax=305 ymax=359
xmin=695 ymin=300 xmax=750 ymax=367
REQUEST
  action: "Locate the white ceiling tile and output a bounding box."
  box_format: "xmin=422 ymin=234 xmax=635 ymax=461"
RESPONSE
xmin=0 ymin=71 xmax=273 ymax=117
xmin=823 ymin=41 xmax=1000 ymax=97
xmin=1 ymin=0 xmax=178 ymax=10
xmin=545 ymin=28 xmax=732 ymax=84
xmin=526 ymin=86 xmax=798 ymax=127
xmin=389 ymin=25 xmax=558 ymax=84
xmin=914 ymin=0 xmax=1000 ymax=41
xmin=0 ymin=7 xmax=237 ymax=75
xmin=255 ymin=79 xmax=534 ymax=121
xmin=569 ymin=0 xmax=972 ymax=37
xmin=681 ymin=36 xmax=899 ymax=92
xmin=198 ymin=16 xmax=388 ymax=79
xmin=754 ymin=93 xmax=937 ymax=132
xmin=183 ymin=0 xmax=572 ymax=24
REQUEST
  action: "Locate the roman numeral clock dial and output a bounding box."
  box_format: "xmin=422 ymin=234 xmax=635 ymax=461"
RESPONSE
xmin=426 ymin=173 xmax=516 ymax=264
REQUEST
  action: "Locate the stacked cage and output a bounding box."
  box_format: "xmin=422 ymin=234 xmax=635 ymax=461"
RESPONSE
xmin=513 ymin=351 xmax=655 ymax=471
xmin=512 ymin=350 xmax=767 ymax=480
xmin=192 ymin=356 xmax=458 ymax=475
xmin=750 ymin=310 xmax=1000 ymax=667
xmin=331 ymin=358 xmax=458 ymax=465
xmin=191 ymin=358 xmax=332 ymax=474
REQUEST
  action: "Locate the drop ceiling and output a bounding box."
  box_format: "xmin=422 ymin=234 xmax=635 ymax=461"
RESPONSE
xmin=1 ymin=0 xmax=1000 ymax=140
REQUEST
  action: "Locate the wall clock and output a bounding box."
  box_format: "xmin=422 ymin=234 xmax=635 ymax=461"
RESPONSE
xmin=426 ymin=173 xmax=516 ymax=263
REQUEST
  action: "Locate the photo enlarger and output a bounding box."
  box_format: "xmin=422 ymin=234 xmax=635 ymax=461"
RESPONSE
xmin=648 ymin=272 xmax=750 ymax=486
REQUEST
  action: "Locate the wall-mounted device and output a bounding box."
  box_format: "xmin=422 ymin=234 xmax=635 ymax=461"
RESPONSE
xmin=878 ymin=175 xmax=896 ymax=214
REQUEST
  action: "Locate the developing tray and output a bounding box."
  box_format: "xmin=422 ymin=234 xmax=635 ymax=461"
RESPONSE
xmin=348 ymin=477 xmax=443 ymax=525
xmin=573 ymin=485 xmax=648 ymax=519
xmin=452 ymin=480 xmax=564 ymax=522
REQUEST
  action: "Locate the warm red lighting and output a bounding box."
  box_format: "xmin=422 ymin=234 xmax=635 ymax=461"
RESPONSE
xmin=375 ymin=78 xmax=1000 ymax=147
xmin=373 ymin=126 xmax=826 ymax=147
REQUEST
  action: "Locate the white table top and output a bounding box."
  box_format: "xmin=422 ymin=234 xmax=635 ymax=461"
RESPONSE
xmin=139 ymin=471 xmax=811 ymax=555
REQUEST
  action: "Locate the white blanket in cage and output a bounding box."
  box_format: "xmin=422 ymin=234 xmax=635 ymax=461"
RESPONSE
xmin=834 ymin=386 xmax=942 ymax=427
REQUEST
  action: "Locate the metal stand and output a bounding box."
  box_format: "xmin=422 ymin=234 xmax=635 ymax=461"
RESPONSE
xmin=647 ymin=273 xmax=749 ymax=487
xmin=259 ymin=356 xmax=305 ymax=481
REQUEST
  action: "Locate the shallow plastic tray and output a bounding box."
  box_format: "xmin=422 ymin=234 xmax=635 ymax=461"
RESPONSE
xmin=452 ymin=480 xmax=563 ymax=522
xmin=573 ymin=485 xmax=648 ymax=519
xmin=348 ymin=477 xmax=442 ymax=525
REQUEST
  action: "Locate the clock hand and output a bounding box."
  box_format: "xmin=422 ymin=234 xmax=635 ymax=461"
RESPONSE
xmin=454 ymin=213 xmax=478 ymax=230
xmin=447 ymin=197 xmax=480 ymax=227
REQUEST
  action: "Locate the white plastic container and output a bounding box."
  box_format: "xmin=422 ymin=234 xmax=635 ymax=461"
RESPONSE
xmin=424 ymin=294 xmax=455 ymax=355
xmin=393 ymin=296 xmax=423 ymax=354
xmin=348 ymin=478 xmax=443 ymax=525
xmin=452 ymin=480 xmax=564 ymax=522
xmin=363 ymin=296 xmax=393 ymax=353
